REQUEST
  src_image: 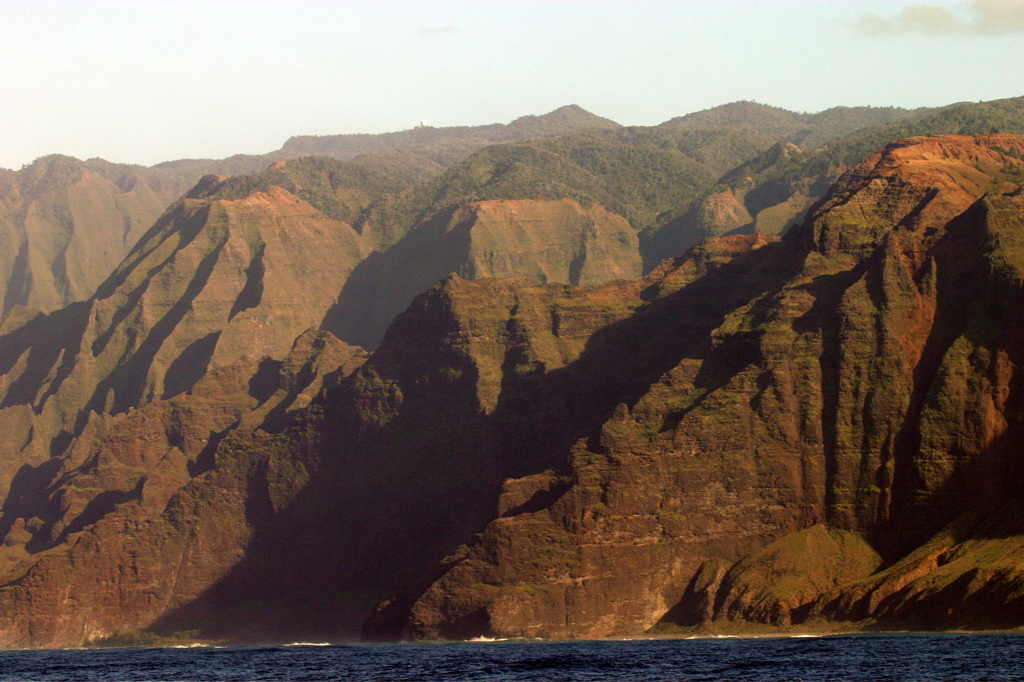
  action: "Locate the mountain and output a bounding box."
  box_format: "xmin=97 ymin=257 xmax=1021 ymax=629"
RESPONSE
xmin=154 ymin=127 xmax=771 ymax=351
xmin=322 ymin=126 xmax=772 ymax=348
xmin=660 ymin=101 xmax=930 ymax=149
xmin=1 ymin=132 xmax=1022 ymax=646
xmin=4 ymin=95 xmax=1024 ymax=647
xmin=0 ymin=156 xmax=188 ymax=316
xmin=325 ymin=198 xmax=643 ymax=350
xmin=0 ymin=106 xmax=629 ymax=323
xmin=0 ymin=156 xmax=653 ymax=644
xmin=5 ymin=98 xmax=1006 ymax=321
xmin=0 ymin=174 xmax=370 ymax=593
xmin=279 ymin=105 xmax=621 ymax=159
xmin=397 ymin=133 xmax=1024 ymax=638
xmin=142 ymin=101 xmax=941 ymax=207
xmin=643 ymin=96 xmax=1024 ymax=265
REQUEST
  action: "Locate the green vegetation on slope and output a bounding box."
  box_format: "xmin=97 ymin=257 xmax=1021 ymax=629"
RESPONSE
xmin=660 ymin=100 xmax=930 ymax=149
xmin=643 ymin=96 xmax=1024 ymax=265
xmin=351 ymin=126 xmax=775 ymax=250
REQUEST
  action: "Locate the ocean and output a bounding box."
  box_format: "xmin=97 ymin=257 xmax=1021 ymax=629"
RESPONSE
xmin=0 ymin=633 xmax=1021 ymax=681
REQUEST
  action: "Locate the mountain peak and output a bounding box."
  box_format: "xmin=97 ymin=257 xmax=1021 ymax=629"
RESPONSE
xmin=506 ymin=104 xmax=620 ymax=136
xmin=659 ymin=101 xmax=802 ymax=132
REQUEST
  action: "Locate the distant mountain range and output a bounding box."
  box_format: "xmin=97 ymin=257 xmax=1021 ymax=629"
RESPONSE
xmin=146 ymin=104 xmax=622 ymax=187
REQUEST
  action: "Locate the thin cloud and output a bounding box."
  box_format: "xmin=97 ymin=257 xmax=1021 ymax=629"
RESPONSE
xmin=416 ymin=25 xmax=460 ymax=37
xmin=855 ymin=0 xmax=1024 ymax=37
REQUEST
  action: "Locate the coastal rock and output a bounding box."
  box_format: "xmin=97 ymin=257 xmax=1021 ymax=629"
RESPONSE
xmin=2 ymin=133 xmax=1024 ymax=646
xmin=402 ymin=134 xmax=1024 ymax=638
xmin=699 ymin=525 xmax=881 ymax=627
xmin=0 ymin=329 xmax=365 ymax=647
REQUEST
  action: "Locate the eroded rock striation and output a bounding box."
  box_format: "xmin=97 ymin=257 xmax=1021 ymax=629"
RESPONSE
xmin=0 ymin=329 xmax=365 ymax=647
xmin=0 ymin=175 xmax=371 ymax=647
xmin=0 ymin=175 xmax=368 ymax=498
xmin=0 ymin=165 xmax=652 ymax=645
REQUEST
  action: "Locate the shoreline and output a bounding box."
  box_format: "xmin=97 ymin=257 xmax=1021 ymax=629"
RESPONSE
xmin=15 ymin=625 xmax=1018 ymax=652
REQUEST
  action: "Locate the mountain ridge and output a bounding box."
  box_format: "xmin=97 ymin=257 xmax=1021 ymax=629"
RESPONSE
xmin=145 ymin=105 xmax=623 ymax=187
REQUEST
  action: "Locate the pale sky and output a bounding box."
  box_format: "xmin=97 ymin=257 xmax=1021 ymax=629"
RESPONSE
xmin=2 ymin=0 xmax=1023 ymax=169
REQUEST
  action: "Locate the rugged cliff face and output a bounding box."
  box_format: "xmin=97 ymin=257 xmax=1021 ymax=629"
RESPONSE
xmin=0 ymin=161 xmax=377 ymax=648
xmin=397 ymin=134 xmax=1024 ymax=638
xmin=0 ymin=266 xmax=649 ymax=646
xmin=326 ymin=198 xmax=643 ymax=349
xmin=0 ymin=167 xmax=651 ymax=645
xmin=0 ymin=329 xmax=365 ymax=647
xmin=0 ymin=156 xmax=186 ymax=316
xmin=0 ymin=133 xmax=1022 ymax=647
xmin=0 ymin=176 xmax=370 ymax=576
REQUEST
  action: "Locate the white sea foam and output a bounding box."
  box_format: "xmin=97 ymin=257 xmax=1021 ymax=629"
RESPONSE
xmin=284 ymin=642 xmax=333 ymax=647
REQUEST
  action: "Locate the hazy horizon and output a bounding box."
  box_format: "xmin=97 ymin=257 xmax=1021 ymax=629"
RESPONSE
xmin=3 ymin=0 xmax=1023 ymax=170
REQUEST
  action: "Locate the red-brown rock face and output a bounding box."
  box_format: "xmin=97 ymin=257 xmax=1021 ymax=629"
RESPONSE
xmin=0 ymin=176 xmax=373 ymax=647
xmin=0 ymin=329 xmax=366 ymax=647
xmin=0 ymin=178 xmax=369 ymax=504
xmin=400 ymin=135 xmax=1024 ymax=639
xmin=0 ymin=163 xmax=652 ymax=645
xmin=1 ymin=134 xmax=1023 ymax=647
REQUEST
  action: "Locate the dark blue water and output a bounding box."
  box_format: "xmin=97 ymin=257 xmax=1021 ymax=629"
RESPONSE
xmin=0 ymin=633 xmax=1022 ymax=681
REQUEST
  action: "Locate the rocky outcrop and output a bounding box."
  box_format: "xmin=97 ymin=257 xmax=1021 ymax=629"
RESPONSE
xmin=0 ymin=164 xmax=373 ymax=647
xmin=0 ymin=266 xmax=648 ymax=646
xmin=0 ymin=224 xmax=768 ymax=645
xmin=671 ymin=525 xmax=882 ymax=628
xmin=0 ymin=327 xmax=365 ymax=648
xmin=390 ymin=233 xmax=791 ymax=641
xmin=811 ymin=499 xmax=1024 ymax=629
xmin=0 ymin=158 xmax=649 ymax=644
